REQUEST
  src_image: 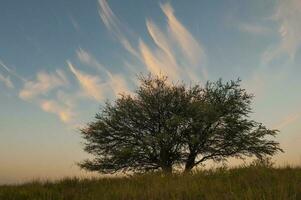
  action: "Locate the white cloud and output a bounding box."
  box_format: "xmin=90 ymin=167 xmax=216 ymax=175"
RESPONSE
xmin=146 ymin=19 xmax=175 ymax=61
xmin=0 ymin=59 xmax=12 ymax=72
xmin=273 ymin=112 xmax=301 ymax=130
xmin=239 ymin=23 xmax=270 ymax=35
xmin=243 ymin=72 xmax=266 ymax=98
xmin=19 ymin=70 xmax=68 ymax=100
xmin=40 ymin=99 xmax=75 ymax=123
xmin=0 ymin=58 xmax=78 ymax=124
xmin=142 ymin=20 xmax=180 ymax=79
xmin=0 ymin=73 xmax=14 ymax=89
xmin=37 ymin=89 xmax=79 ymax=124
xmin=0 ymin=59 xmax=26 ymax=82
xmin=138 ymin=3 xmax=207 ymax=82
xmin=98 ymin=1 xmax=207 ymax=82
xmin=98 ymin=0 xmax=139 ymax=58
xmin=108 ymin=73 xmax=129 ymax=97
xmin=76 ymin=49 xmax=130 ymax=96
xmin=160 ymin=3 xmax=206 ymax=69
xmin=68 ymin=61 xmax=105 ymax=101
xmin=243 ymin=64 xmax=290 ymax=101
xmin=263 ymin=0 xmax=301 ymax=63
xmin=139 ymin=39 xmax=179 ymax=79
xmin=76 ymin=48 xmax=110 ymax=76
xmin=69 ymin=15 xmax=80 ymax=31
xmin=17 ymin=68 xmax=78 ymax=123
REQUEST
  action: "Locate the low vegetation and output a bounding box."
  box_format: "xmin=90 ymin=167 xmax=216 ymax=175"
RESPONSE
xmin=1 ymin=164 xmax=301 ymax=200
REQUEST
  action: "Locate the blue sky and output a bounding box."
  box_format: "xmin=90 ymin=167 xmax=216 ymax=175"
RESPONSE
xmin=1 ymin=0 xmax=301 ymax=183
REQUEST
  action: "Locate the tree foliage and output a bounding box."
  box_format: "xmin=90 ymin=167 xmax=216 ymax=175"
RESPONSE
xmin=79 ymin=74 xmax=283 ymax=173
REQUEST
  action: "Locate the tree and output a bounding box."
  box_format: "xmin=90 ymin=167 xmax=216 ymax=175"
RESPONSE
xmin=181 ymin=80 xmax=283 ymax=172
xmin=79 ymin=74 xmax=283 ymax=174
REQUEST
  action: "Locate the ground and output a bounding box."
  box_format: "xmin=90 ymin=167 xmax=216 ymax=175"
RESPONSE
xmin=1 ymin=166 xmax=301 ymax=200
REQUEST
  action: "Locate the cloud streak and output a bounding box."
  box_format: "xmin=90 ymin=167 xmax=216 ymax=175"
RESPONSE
xmin=273 ymin=112 xmax=301 ymax=130
xmin=239 ymin=23 xmax=270 ymax=35
xmin=19 ymin=70 xmax=68 ymax=100
xmin=68 ymin=61 xmax=104 ymax=101
xmin=98 ymin=1 xmax=208 ymax=82
xmin=40 ymin=99 xmax=75 ymax=123
xmin=139 ymin=3 xmax=207 ymax=81
xmin=0 ymin=59 xmax=26 ymax=82
xmin=15 ymin=68 xmax=79 ymax=123
xmin=74 ymin=50 xmax=130 ymax=98
xmin=0 ymin=59 xmax=12 ymax=72
xmin=14 ymin=1 xmax=207 ymax=125
xmin=161 ymin=3 xmax=205 ymax=68
xmin=0 ymin=73 xmax=14 ymax=89
xmin=76 ymin=48 xmax=110 ymax=77
xmin=98 ymin=0 xmax=139 ymax=58
xmin=139 ymin=19 xmax=179 ymax=79
xmin=263 ymin=0 xmax=301 ymax=63
xmin=139 ymin=39 xmax=178 ymax=79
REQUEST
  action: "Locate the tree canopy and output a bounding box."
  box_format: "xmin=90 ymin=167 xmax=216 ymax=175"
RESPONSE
xmin=79 ymin=75 xmax=283 ymax=174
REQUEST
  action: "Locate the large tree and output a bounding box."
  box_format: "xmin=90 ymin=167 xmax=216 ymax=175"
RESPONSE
xmin=181 ymin=80 xmax=283 ymax=172
xmin=79 ymin=75 xmax=283 ymax=174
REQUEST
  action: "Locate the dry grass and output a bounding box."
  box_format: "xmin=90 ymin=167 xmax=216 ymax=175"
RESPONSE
xmin=1 ymin=165 xmax=301 ymax=200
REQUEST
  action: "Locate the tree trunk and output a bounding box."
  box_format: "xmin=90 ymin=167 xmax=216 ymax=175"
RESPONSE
xmin=159 ymin=148 xmax=172 ymax=174
xmin=162 ymin=165 xmax=172 ymax=174
xmin=184 ymin=152 xmax=196 ymax=173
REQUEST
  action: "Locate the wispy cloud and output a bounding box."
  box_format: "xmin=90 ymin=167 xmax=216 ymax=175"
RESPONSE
xmin=17 ymin=52 xmax=129 ymax=124
xmin=0 ymin=59 xmax=12 ymax=72
xmin=15 ymin=1 xmax=207 ymax=125
xmin=239 ymin=23 xmax=270 ymax=35
xmin=76 ymin=48 xmax=109 ymax=76
xmin=139 ymin=19 xmax=179 ymax=79
xmin=68 ymin=61 xmax=104 ymax=101
xmin=69 ymin=15 xmax=80 ymax=31
xmin=0 ymin=58 xmax=77 ymax=124
xmin=0 ymin=73 xmax=14 ymax=89
xmin=243 ymin=63 xmax=290 ymax=101
xmin=108 ymin=73 xmax=129 ymax=97
xmin=16 ymin=69 xmax=78 ymax=124
xmin=98 ymin=1 xmax=207 ymax=82
xmin=98 ymin=0 xmax=139 ymax=58
xmin=146 ymin=19 xmax=175 ymax=62
xmin=273 ymin=112 xmax=301 ymax=130
xmin=19 ymin=70 xmax=68 ymax=100
xmin=160 ymin=3 xmax=205 ymax=68
xmin=0 ymin=59 xmax=26 ymax=82
xmin=263 ymin=0 xmax=301 ymax=63
xmin=139 ymin=2 xmax=207 ymax=81
xmin=77 ymin=49 xmax=129 ymax=96
xmin=40 ymin=99 xmax=75 ymax=123
xmin=139 ymin=39 xmax=178 ymax=79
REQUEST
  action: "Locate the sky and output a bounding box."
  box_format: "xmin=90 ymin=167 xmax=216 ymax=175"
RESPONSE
xmin=0 ymin=0 xmax=301 ymax=184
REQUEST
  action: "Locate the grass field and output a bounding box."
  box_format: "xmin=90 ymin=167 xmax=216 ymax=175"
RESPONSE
xmin=1 ymin=165 xmax=301 ymax=200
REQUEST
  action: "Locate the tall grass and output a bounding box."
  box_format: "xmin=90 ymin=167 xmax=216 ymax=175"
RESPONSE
xmin=1 ymin=165 xmax=300 ymax=200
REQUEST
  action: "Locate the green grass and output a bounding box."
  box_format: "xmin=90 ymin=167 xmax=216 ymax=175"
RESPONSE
xmin=1 ymin=166 xmax=301 ymax=200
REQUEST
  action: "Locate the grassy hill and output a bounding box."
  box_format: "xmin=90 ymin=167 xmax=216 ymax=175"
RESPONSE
xmin=1 ymin=165 xmax=301 ymax=200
